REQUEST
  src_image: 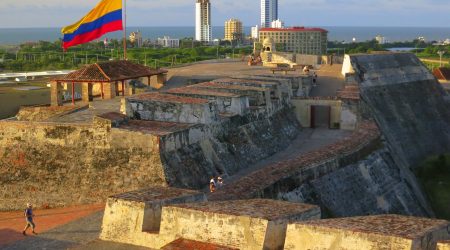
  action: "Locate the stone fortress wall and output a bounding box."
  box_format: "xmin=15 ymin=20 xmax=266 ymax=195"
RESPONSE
xmin=97 ymin=53 xmax=450 ymax=249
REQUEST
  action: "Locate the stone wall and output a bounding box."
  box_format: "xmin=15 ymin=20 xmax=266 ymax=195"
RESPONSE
xmin=16 ymin=105 xmax=88 ymax=122
xmin=126 ymin=93 xmax=219 ymax=124
xmin=284 ymin=149 xmax=429 ymax=217
xmin=0 ymin=120 xmax=167 ymax=210
xmin=351 ymin=53 xmax=450 ymax=169
xmin=101 ymin=191 xmax=320 ymax=250
xmin=284 ymin=215 xmax=450 ymax=250
xmin=161 ymin=107 xmax=301 ymax=189
xmin=210 ymin=122 xmax=380 ymax=202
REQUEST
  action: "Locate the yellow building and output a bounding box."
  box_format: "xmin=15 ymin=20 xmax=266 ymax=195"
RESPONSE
xmin=224 ymin=18 xmax=243 ymax=41
xmin=259 ymin=27 xmax=328 ymax=55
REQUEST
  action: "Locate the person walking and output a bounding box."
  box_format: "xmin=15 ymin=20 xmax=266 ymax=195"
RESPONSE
xmin=216 ymin=177 xmax=224 ymax=189
xmin=209 ymin=177 xmax=216 ymax=193
xmin=22 ymin=203 xmax=37 ymax=236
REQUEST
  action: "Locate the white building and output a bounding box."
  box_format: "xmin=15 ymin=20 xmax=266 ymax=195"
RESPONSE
xmin=157 ymin=36 xmax=180 ymax=48
xmin=251 ymin=25 xmax=259 ymax=39
xmin=271 ymin=19 xmax=284 ymax=28
xmin=195 ymin=0 xmax=212 ymax=42
xmin=261 ymin=0 xmax=278 ymax=28
xmin=375 ymin=35 xmax=387 ymax=44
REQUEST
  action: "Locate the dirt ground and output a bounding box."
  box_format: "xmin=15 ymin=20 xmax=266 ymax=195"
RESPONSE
xmin=0 ymin=204 xmax=104 ymax=248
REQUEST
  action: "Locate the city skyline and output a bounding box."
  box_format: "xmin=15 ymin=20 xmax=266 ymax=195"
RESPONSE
xmin=1 ymin=0 xmax=450 ymax=28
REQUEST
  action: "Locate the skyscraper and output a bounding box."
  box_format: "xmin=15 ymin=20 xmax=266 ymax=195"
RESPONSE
xmin=261 ymin=0 xmax=278 ymax=28
xmin=195 ymin=0 xmax=212 ymax=42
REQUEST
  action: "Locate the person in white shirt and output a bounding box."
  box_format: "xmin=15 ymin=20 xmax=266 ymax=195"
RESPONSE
xmin=209 ymin=177 xmax=216 ymax=193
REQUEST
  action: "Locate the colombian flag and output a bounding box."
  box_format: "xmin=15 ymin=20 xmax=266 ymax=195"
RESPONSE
xmin=62 ymin=0 xmax=123 ymax=50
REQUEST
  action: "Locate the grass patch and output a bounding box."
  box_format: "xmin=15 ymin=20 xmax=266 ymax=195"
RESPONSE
xmin=415 ymin=154 xmax=450 ymax=220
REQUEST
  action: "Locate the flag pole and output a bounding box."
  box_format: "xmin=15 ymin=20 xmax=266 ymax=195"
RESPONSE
xmin=123 ymin=0 xmax=127 ymax=60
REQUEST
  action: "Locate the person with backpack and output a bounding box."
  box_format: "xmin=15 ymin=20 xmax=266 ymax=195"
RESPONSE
xmin=22 ymin=203 xmax=37 ymax=236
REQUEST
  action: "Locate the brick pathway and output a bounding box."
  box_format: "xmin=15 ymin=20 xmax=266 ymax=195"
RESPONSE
xmin=0 ymin=204 xmax=104 ymax=248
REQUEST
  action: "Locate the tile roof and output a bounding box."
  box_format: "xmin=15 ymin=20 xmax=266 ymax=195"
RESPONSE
xmin=260 ymin=27 xmax=328 ymax=32
xmin=110 ymin=187 xmax=201 ymax=202
xmin=55 ymin=60 xmax=168 ymax=82
xmin=127 ymin=92 xmax=210 ymax=104
xmin=433 ymin=67 xmax=450 ymax=80
xmin=119 ymin=120 xmax=201 ymax=136
xmin=162 ymin=238 xmax=238 ymax=250
xmin=166 ymin=87 xmax=243 ymax=98
xmin=170 ymin=199 xmax=318 ymax=221
xmin=192 ymin=82 xmax=269 ymax=92
xmin=296 ymin=214 xmax=450 ymax=239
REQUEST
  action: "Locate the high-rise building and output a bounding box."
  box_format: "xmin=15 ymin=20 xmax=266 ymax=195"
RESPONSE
xmin=224 ymin=18 xmax=243 ymax=41
xmin=259 ymin=27 xmax=328 ymax=55
xmin=261 ymin=0 xmax=278 ymax=28
xmin=251 ymin=25 xmax=259 ymax=39
xmin=195 ymin=0 xmax=212 ymax=42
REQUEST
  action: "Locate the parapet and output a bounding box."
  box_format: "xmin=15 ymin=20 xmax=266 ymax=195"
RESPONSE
xmin=126 ymin=92 xmax=219 ymax=124
xmin=162 ymin=199 xmax=320 ymax=250
xmin=284 ymin=214 xmax=450 ymax=250
xmin=100 ymin=187 xmax=206 ymax=247
xmin=438 ymin=241 xmax=450 ymax=250
xmin=100 ymin=190 xmax=320 ymax=250
xmin=166 ymin=86 xmax=250 ymax=115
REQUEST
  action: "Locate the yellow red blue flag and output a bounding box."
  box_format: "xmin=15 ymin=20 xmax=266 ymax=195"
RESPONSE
xmin=62 ymin=0 xmax=123 ymax=50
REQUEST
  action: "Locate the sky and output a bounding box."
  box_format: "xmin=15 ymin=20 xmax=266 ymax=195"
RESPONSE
xmin=0 ymin=0 xmax=449 ymax=28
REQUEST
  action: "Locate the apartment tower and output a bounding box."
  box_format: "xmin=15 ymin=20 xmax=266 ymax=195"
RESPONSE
xmin=195 ymin=0 xmax=212 ymax=42
xmin=224 ymin=18 xmax=243 ymax=41
xmin=261 ymin=0 xmax=278 ymax=28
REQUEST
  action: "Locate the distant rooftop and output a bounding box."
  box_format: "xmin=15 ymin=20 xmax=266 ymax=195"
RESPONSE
xmin=54 ymin=60 xmax=168 ymax=83
xmin=260 ymin=26 xmax=328 ymax=33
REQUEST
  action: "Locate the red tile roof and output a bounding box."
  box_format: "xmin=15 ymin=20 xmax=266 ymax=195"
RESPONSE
xmin=260 ymin=26 xmax=328 ymax=32
xmin=296 ymin=215 xmax=450 ymax=239
xmin=55 ymin=60 xmax=168 ymax=83
xmin=433 ymin=67 xmax=450 ymax=80
xmin=162 ymin=238 xmax=238 ymax=250
xmin=171 ymin=199 xmax=318 ymax=221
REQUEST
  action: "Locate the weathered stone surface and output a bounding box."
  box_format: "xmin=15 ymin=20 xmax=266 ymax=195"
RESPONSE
xmin=210 ymin=121 xmax=381 ymax=202
xmin=0 ymin=120 xmax=167 ymax=210
xmin=101 ymin=194 xmax=319 ymax=250
xmin=284 ymin=215 xmax=450 ymax=250
xmin=285 ymin=149 xmax=429 ymax=217
xmin=351 ymin=53 xmax=450 ymax=168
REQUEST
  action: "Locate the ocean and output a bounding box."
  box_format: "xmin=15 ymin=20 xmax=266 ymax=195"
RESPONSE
xmin=0 ymin=26 xmax=450 ymax=45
